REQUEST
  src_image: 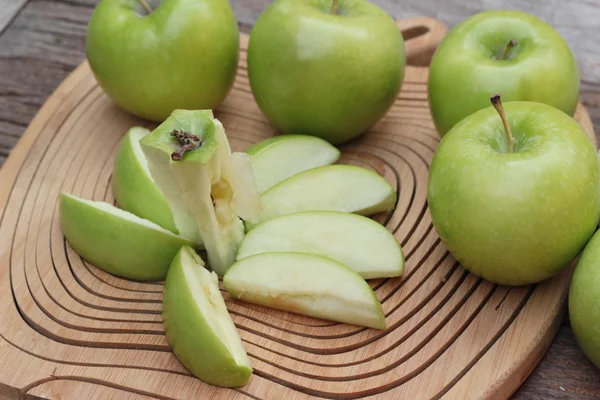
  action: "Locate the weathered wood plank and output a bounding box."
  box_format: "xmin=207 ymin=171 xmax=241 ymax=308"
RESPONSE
xmin=514 ymin=326 xmax=600 ymax=399
xmin=0 ymin=0 xmax=28 ymax=35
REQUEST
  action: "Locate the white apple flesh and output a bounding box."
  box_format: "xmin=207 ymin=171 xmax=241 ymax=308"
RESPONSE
xmin=247 ymin=164 xmax=396 ymax=229
xmin=237 ymin=211 xmax=404 ymax=279
xmin=223 ymin=252 xmax=387 ymax=329
xmin=112 ymin=126 xmax=180 ymax=235
xmin=59 ymin=192 xmax=194 ymax=281
xmin=163 ymin=246 xmax=252 ymax=387
xmin=245 ymin=134 xmax=341 ymax=193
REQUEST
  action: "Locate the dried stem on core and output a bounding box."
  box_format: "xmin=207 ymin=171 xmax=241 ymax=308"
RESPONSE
xmin=137 ymin=0 xmax=153 ymax=14
xmin=490 ymin=93 xmax=515 ymax=153
xmin=171 ymin=129 xmax=202 ymax=161
xmin=501 ymin=39 xmax=517 ymax=60
xmin=331 ymin=0 xmax=339 ymax=14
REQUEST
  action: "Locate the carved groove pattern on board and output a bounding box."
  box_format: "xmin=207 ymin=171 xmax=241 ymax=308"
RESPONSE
xmin=0 ymin=24 xmax=596 ymax=400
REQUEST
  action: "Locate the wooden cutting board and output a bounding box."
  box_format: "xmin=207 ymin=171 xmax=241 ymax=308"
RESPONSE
xmin=0 ymin=16 xmax=596 ymax=400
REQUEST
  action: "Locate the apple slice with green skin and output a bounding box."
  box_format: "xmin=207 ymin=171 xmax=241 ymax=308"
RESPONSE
xmin=223 ymin=252 xmax=386 ymax=329
xmin=237 ymin=211 xmax=403 ymax=279
xmin=246 ymin=164 xmax=396 ymax=229
xmin=245 ymin=135 xmax=341 ymax=193
xmin=163 ymin=246 xmax=252 ymax=387
xmin=59 ymin=192 xmax=194 ymax=281
xmin=140 ymin=110 xmax=260 ymax=276
xmin=112 ymin=126 xmax=180 ymax=235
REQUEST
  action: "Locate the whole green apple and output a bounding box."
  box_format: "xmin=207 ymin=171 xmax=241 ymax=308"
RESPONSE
xmin=428 ymin=10 xmax=580 ymax=136
xmin=428 ymin=96 xmax=600 ymax=286
xmin=247 ymin=0 xmax=406 ymax=144
xmin=86 ymin=0 xmax=239 ymax=122
xmin=570 ymin=229 xmax=600 ymax=370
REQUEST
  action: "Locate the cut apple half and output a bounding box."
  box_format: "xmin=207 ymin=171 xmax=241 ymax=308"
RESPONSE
xmin=247 ymin=164 xmax=396 ymax=229
xmin=223 ymin=252 xmax=386 ymax=329
xmin=245 ymin=135 xmax=341 ymax=193
xmin=59 ymin=192 xmax=194 ymax=281
xmin=237 ymin=211 xmax=404 ymax=279
xmin=163 ymin=246 xmax=252 ymax=387
xmin=140 ymin=110 xmax=260 ymax=276
xmin=112 ymin=127 xmax=180 ymax=235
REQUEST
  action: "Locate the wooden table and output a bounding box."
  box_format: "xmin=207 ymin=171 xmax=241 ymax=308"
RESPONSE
xmin=1 ymin=0 xmax=599 ymax=398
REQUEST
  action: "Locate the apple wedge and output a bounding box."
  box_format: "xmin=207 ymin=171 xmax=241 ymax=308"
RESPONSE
xmin=245 ymin=135 xmax=340 ymax=193
xmin=246 ymin=164 xmax=396 ymax=229
xmin=237 ymin=211 xmax=403 ymax=279
xmin=140 ymin=110 xmax=260 ymax=276
xmin=112 ymin=127 xmax=180 ymax=235
xmin=163 ymin=246 xmax=252 ymax=387
xmin=223 ymin=252 xmax=386 ymax=329
xmin=59 ymin=192 xmax=194 ymax=281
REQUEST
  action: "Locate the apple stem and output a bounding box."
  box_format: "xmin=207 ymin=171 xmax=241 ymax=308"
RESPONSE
xmin=490 ymin=94 xmax=515 ymax=153
xmin=137 ymin=0 xmax=153 ymax=14
xmin=170 ymin=129 xmax=202 ymax=161
xmin=331 ymin=0 xmax=339 ymax=14
xmin=501 ymin=40 xmax=517 ymax=60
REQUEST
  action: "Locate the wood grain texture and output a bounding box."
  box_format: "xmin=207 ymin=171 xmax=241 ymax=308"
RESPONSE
xmin=0 ymin=0 xmax=28 ymax=35
xmin=1 ymin=0 xmax=599 ymax=398
xmin=0 ymin=21 xmax=597 ymax=399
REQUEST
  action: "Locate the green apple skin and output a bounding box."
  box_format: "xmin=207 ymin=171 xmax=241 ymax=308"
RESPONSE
xmin=59 ymin=192 xmax=194 ymax=281
xmin=112 ymin=127 xmax=178 ymax=233
xmin=245 ymin=134 xmax=341 ymax=193
xmin=163 ymin=246 xmax=252 ymax=387
xmin=247 ymin=0 xmax=405 ymax=144
xmin=569 ymin=230 xmax=600 ymax=370
xmin=247 ymin=164 xmax=396 ymax=229
xmin=224 ymin=252 xmax=386 ymax=329
xmin=86 ymin=0 xmax=239 ymax=122
xmin=237 ymin=211 xmax=403 ymax=279
xmin=428 ymin=102 xmax=600 ymax=286
xmin=428 ymin=10 xmax=580 ymax=136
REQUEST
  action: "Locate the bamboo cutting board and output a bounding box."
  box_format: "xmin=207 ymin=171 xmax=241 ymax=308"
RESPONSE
xmin=0 ymin=17 xmax=596 ymax=400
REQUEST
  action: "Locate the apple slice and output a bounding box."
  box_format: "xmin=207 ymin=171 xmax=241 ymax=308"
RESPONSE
xmin=223 ymin=252 xmax=386 ymax=329
xmin=59 ymin=192 xmax=194 ymax=281
xmin=112 ymin=127 xmax=180 ymax=235
xmin=163 ymin=246 xmax=252 ymax=387
xmin=237 ymin=211 xmax=403 ymax=279
xmin=247 ymin=164 xmax=396 ymax=229
xmin=140 ymin=110 xmax=260 ymax=276
xmin=245 ymin=135 xmax=340 ymax=193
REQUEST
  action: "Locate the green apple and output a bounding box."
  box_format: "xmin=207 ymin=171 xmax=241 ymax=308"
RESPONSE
xmin=112 ymin=126 xmax=179 ymax=234
xmin=223 ymin=252 xmax=386 ymax=329
xmin=141 ymin=110 xmax=260 ymax=276
xmin=163 ymin=246 xmax=252 ymax=387
xmin=247 ymin=0 xmax=406 ymax=144
xmin=427 ymin=96 xmax=600 ymax=286
xmin=237 ymin=211 xmax=403 ymax=279
xmin=569 ymin=230 xmax=600 ymax=370
xmin=59 ymin=192 xmax=194 ymax=281
xmin=247 ymin=164 xmax=396 ymax=229
xmin=428 ymin=10 xmax=580 ymax=136
xmin=86 ymin=0 xmax=239 ymax=122
xmin=245 ymin=135 xmax=340 ymax=193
